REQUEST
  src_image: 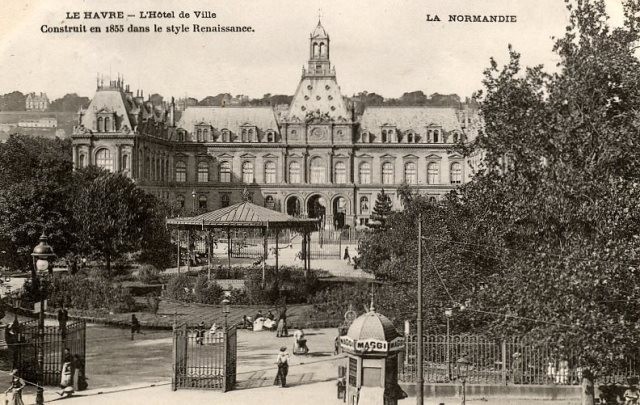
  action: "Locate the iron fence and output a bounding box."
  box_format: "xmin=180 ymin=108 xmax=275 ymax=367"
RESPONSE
xmin=172 ymin=323 xmax=237 ymax=391
xmin=12 ymin=320 xmax=86 ymax=386
xmin=401 ymin=334 xmax=640 ymax=385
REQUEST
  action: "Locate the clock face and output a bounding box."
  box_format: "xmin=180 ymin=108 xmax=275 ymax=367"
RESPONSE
xmin=310 ymin=126 xmax=327 ymax=141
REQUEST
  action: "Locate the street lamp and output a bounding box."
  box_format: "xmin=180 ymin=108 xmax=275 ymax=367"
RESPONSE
xmin=222 ymin=298 xmax=230 ymax=329
xmin=31 ymin=233 xmax=56 ymax=405
xmin=445 ymin=308 xmax=453 ymax=381
xmin=456 ymin=354 xmax=471 ymax=405
xmin=191 ymin=189 xmax=197 ymax=214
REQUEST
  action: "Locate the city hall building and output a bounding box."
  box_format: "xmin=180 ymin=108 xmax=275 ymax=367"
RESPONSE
xmin=71 ymin=21 xmax=480 ymax=229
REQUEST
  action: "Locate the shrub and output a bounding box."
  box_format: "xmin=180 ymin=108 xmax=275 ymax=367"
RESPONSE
xmin=137 ymin=264 xmax=161 ymax=284
xmin=40 ymin=274 xmax=138 ymax=313
xmin=193 ymin=275 xmax=225 ymax=305
xmin=146 ymin=293 xmax=160 ymax=315
xmin=165 ymin=273 xmax=194 ymax=302
xmin=244 ymin=265 xmax=320 ymax=305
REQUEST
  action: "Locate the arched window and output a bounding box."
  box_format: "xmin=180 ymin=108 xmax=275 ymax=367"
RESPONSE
xmin=405 ymin=162 xmax=417 ymax=184
xmin=197 ymin=161 xmax=209 ymax=182
xmin=433 ymin=130 xmax=440 ymax=143
xmin=95 ymin=149 xmax=113 ymax=172
xmin=196 ymin=129 xmax=202 ymax=142
xmin=310 ymin=157 xmax=325 ymax=184
xmin=360 ymin=196 xmax=370 ymax=214
xmin=407 ymin=132 xmax=414 ymax=143
xmin=319 ymin=42 xmax=325 ymax=57
xmin=175 ymin=161 xmax=187 ymax=182
xmin=104 ymin=117 xmax=111 ymax=132
xmin=248 ymin=128 xmax=255 ymax=142
xmin=313 ymin=42 xmax=319 ymax=57
xmin=267 ymin=131 xmax=275 ymax=143
xmin=334 ymin=161 xmax=347 ymax=184
xmin=361 ymin=132 xmax=369 ymax=143
xmin=78 ymin=154 xmax=86 ymax=168
xmin=241 ymin=129 xmax=248 ymax=142
xmin=427 ymin=162 xmax=439 ymax=184
xmin=265 ymin=195 xmax=275 ymax=210
xmin=145 ymin=157 xmax=150 ymax=179
xmin=359 ymin=162 xmax=371 ymax=184
xmin=382 ymin=162 xmax=394 ymax=185
xmin=219 ymin=161 xmax=231 ymax=183
xmin=452 ymin=133 xmax=459 ymax=143
xmin=221 ymin=130 xmax=229 ymax=142
xmin=97 ymin=117 xmax=104 ymax=132
xmin=122 ymin=155 xmax=129 ymax=172
xmin=176 ymin=195 xmax=185 ymax=208
xmin=289 ymin=161 xmax=301 ymax=184
xmin=242 ymin=161 xmax=254 ymax=183
xmin=264 ymin=161 xmax=276 ymax=184
xmin=221 ymin=193 xmax=230 ymax=208
xmin=381 ymin=130 xmax=387 ymax=143
xmin=198 ymin=195 xmax=207 ymax=210
xmin=450 ymin=162 xmax=462 ymax=184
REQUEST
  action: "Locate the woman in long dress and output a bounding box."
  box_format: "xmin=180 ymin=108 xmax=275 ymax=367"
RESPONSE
xmin=58 ymin=361 xmax=74 ymax=397
xmin=5 ymin=370 xmax=25 ymax=405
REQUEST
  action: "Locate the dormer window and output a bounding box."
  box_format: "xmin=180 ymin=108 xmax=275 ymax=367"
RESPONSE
xmin=240 ymin=125 xmax=257 ymax=142
xmin=266 ymin=130 xmax=276 ymax=143
xmin=194 ymin=124 xmax=210 ymax=142
xmin=381 ymin=126 xmax=396 ymax=143
xmin=221 ymin=129 xmax=230 ymax=142
xmin=96 ymin=110 xmax=116 ymax=132
xmin=407 ymin=131 xmax=415 ymax=143
xmin=427 ymin=127 xmax=443 ymax=143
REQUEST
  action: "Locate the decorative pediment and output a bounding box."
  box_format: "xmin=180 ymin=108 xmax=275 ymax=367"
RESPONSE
xmin=381 ymin=123 xmax=396 ymax=128
xmin=240 ymin=153 xmax=256 ymax=159
xmin=403 ymin=154 xmax=419 ymax=160
xmin=357 ymin=153 xmax=373 ymax=159
xmin=288 ymin=153 xmax=303 ymax=158
xmin=334 ymin=153 xmax=349 ymax=158
xmin=96 ymin=107 xmax=114 ymax=114
xmin=426 ymin=154 xmax=442 ymax=160
xmin=217 ymin=153 xmax=234 ymax=159
xmin=448 ymin=153 xmax=464 ymax=159
xmin=263 ymin=153 xmax=279 ymax=159
xmin=195 ymin=121 xmax=209 ymax=127
xmin=380 ymin=154 xmax=397 ymax=159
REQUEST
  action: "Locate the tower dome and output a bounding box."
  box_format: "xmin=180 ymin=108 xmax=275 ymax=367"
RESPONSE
xmin=340 ymin=306 xmax=404 ymax=355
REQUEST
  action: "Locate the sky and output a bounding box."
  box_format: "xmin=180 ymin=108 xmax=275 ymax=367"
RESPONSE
xmin=0 ymin=0 xmax=626 ymax=100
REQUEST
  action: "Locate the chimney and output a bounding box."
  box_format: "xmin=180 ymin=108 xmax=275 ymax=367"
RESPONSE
xmin=169 ymin=97 xmax=176 ymax=126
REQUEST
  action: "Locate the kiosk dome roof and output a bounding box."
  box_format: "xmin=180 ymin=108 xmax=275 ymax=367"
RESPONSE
xmin=346 ymin=308 xmax=400 ymax=342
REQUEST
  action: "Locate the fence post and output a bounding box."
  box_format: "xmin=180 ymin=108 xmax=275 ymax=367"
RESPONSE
xmin=501 ymin=339 xmax=507 ymax=385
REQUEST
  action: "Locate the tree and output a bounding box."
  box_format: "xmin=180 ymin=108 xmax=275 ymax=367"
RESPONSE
xmin=457 ymin=1 xmax=640 ymax=402
xmin=0 ymin=135 xmax=74 ymax=269
xmin=368 ymin=189 xmax=393 ymax=230
xmin=0 ymin=91 xmax=26 ymax=111
xmin=71 ymin=170 xmax=160 ymax=274
xmin=49 ymin=93 xmax=90 ymax=112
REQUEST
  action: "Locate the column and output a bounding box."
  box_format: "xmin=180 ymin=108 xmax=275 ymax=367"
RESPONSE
xmin=114 ymin=145 xmax=121 ymax=172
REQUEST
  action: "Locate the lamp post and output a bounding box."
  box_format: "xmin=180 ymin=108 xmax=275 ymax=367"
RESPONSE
xmin=456 ymin=354 xmax=471 ymax=405
xmin=31 ymin=233 xmax=56 ymax=405
xmin=191 ymin=189 xmax=197 ymax=214
xmin=445 ymin=308 xmax=453 ymax=381
xmin=222 ymin=298 xmax=230 ymax=329
xmin=416 ymin=213 xmax=423 ymax=405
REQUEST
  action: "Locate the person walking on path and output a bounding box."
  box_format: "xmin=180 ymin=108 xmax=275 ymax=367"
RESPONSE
xmin=5 ymin=369 xmax=25 ymax=405
xmin=276 ymin=305 xmax=288 ymax=337
xmin=130 ymin=314 xmax=142 ymax=340
xmin=274 ymin=346 xmax=290 ymax=388
xmin=343 ymin=247 xmax=351 ymax=264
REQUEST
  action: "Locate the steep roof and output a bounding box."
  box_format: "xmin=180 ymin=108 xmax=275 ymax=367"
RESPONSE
xmin=81 ymin=90 xmax=133 ymax=130
xmin=360 ymin=106 xmax=463 ymax=133
xmin=176 ymin=106 xmax=279 ymax=133
xmin=287 ymin=77 xmax=349 ymax=122
xmin=311 ymin=20 xmax=328 ymax=38
xmin=166 ymin=201 xmax=319 ymax=230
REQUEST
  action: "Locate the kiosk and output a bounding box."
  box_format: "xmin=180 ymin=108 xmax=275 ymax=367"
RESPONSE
xmin=340 ymin=304 xmax=406 ymax=405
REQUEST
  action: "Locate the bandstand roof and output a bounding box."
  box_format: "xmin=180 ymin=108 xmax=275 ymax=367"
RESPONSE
xmin=166 ymin=201 xmax=319 ymax=231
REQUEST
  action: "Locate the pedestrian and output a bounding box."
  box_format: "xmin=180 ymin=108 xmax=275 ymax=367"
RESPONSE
xmin=73 ymin=354 xmax=88 ymax=391
xmin=277 ymin=305 xmax=288 ymax=337
xmin=266 ymin=310 xmax=275 ymax=321
xmin=196 ymin=321 xmax=206 ymax=345
xmin=511 ymin=352 xmax=523 ymax=384
xmin=343 ymin=247 xmax=351 ymax=264
xmin=274 ymin=346 xmax=289 ymax=388
xmin=62 ymin=348 xmax=72 ymax=364
xmin=255 ymin=310 xmax=264 ymax=321
xmin=57 ymin=306 xmax=68 ymax=337
xmin=58 ymin=360 xmax=74 ymax=397
xmin=5 ymin=369 xmax=25 ymax=405
xmin=625 ymin=379 xmax=640 ymax=405
xmin=130 ymin=314 xmax=141 ymax=340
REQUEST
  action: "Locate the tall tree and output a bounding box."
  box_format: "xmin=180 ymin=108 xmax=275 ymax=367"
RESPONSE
xmin=369 ymin=189 xmax=393 ymax=230
xmin=49 ymin=93 xmax=90 ymax=112
xmin=71 ymin=170 xmax=159 ymax=274
xmin=0 ymin=91 xmax=26 ymax=111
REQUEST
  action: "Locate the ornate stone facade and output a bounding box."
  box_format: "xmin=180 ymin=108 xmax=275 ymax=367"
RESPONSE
xmin=71 ymin=20 xmax=480 ymax=229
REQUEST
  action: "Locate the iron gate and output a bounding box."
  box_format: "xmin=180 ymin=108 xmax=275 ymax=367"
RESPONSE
xmin=172 ymin=323 xmax=237 ymax=391
xmin=11 ymin=320 xmax=86 ymax=386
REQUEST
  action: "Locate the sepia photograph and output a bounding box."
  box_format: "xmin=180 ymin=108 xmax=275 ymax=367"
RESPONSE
xmin=0 ymin=0 xmax=637 ymax=404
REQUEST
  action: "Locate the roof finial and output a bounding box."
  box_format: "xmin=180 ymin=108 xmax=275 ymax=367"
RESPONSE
xmin=369 ymin=283 xmax=375 ymax=312
xmin=318 ymin=8 xmax=322 ymax=24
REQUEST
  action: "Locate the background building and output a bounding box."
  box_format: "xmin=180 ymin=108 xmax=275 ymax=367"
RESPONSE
xmin=25 ymin=92 xmax=50 ymax=111
xmin=71 ymin=20 xmax=480 ymax=229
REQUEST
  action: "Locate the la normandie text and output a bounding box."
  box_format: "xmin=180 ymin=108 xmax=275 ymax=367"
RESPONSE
xmin=427 ymin=14 xmax=517 ymax=23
